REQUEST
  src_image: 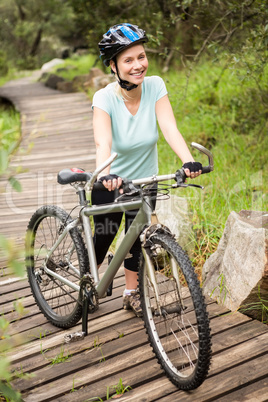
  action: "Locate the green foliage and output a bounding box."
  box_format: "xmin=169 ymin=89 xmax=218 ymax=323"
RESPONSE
xmin=52 ymin=54 xmax=97 ymax=81
xmin=0 ymin=106 xmax=20 ymax=153
xmin=0 ymin=0 xmax=267 ymax=71
xmin=0 ymin=103 xmax=23 ymax=192
xmin=154 ymin=50 xmax=267 ymax=266
xmin=0 ymin=381 xmax=23 ymax=402
xmin=0 ymin=103 xmax=26 ymax=401
xmin=0 ymin=0 xmax=76 ymax=69
xmin=0 ymin=51 xmax=8 ymax=76
xmin=0 ymin=235 xmax=24 ymax=277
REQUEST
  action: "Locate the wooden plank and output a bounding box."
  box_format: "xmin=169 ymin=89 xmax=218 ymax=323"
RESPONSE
xmin=20 ymin=342 xmax=159 ymax=401
xmin=216 ymin=377 xmax=268 ymax=402
xmin=158 ymin=353 xmax=268 ymax=401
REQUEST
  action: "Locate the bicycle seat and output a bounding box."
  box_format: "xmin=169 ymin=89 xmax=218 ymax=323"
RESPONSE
xmin=57 ymin=168 xmax=93 ymax=185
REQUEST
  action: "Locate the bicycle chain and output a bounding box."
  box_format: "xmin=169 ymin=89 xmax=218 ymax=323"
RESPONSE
xmin=79 ymin=273 xmax=99 ymax=313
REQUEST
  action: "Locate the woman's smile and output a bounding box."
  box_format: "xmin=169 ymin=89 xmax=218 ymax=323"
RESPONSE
xmin=130 ymin=70 xmax=145 ymax=79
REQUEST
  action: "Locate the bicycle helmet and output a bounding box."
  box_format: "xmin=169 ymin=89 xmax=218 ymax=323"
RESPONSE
xmin=99 ymin=23 xmax=148 ymax=91
xmin=99 ymin=23 xmax=148 ymax=67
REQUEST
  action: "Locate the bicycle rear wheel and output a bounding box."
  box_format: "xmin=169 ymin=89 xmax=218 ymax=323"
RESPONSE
xmin=26 ymin=205 xmax=88 ymax=328
xmin=139 ymin=233 xmax=211 ymax=390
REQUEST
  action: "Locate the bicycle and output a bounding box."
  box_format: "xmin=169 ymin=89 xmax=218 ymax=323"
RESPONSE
xmin=26 ymin=142 xmax=214 ymax=390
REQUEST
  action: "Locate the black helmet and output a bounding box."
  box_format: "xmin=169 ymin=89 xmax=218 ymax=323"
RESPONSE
xmin=99 ymin=23 xmax=148 ymax=67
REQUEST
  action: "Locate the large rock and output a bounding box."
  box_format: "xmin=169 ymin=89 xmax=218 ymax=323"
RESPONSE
xmin=84 ymin=68 xmax=115 ymax=90
xmin=72 ymin=74 xmax=91 ymax=91
xmin=40 ymin=72 xmax=65 ymax=90
xmin=202 ymin=210 xmax=268 ymax=321
xmin=41 ymin=58 xmax=65 ymax=72
xmin=155 ymin=195 xmax=193 ymax=252
xmin=91 ymin=74 xmax=115 ymax=90
xmin=57 ymin=81 xmax=74 ymax=93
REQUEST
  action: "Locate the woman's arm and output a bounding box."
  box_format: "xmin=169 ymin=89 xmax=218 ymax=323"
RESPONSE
xmin=93 ymin=106 xmax=112 ymax=172
xmin=93 ymin=106 xmax=122 ymax=190
xmin=155 ymin=95 xmax=201 ymax=178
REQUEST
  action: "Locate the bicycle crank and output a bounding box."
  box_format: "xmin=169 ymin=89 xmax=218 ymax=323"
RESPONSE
xmin=80 ymin=273 xmax=99 ymax=336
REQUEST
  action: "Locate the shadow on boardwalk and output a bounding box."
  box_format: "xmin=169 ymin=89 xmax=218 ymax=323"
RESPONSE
xmin=0 ymin=73 xmax=268 ymax=401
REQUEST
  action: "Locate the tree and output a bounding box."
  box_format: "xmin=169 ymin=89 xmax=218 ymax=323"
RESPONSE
xmin=66 ymin=0 xmax=268 ymax=71
xmin=0 ymin=0 xmax=76 ymax=68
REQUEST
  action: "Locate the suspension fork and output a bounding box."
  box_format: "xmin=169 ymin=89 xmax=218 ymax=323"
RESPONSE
xmin=141 ymin=245 xmax=161 ymax=312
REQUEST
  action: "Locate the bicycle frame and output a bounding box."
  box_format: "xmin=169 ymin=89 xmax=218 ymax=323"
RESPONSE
xmin=43 ymin=193 xmax=153 ymax=298
xmin=43 ymin=141 xmax=214 ymax=303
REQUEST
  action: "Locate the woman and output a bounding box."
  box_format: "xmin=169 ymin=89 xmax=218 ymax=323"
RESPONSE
xmin=92 ymin=23 xmax=202 ymax=317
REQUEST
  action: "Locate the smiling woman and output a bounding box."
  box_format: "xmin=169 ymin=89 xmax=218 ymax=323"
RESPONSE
xmin=91 ymin=23 xmax=203 ymax=316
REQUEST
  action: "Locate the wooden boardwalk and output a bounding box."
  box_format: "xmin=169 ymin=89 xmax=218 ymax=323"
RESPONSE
xmin=0 ymin=73 xmax=268 ymax=401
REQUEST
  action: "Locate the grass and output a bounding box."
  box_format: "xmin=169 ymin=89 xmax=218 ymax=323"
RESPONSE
xmin=153 ymin=57 xmax=268 ymax=269
xmin=49 ymin=346 xmax=72 ymax=366
xmin=56 ymin=54 xmax=99 ymax=79
xmin=85 ymin=377 xmax=132 ymax=401
xmin=0 ymin=102 xmax=20 ymax=153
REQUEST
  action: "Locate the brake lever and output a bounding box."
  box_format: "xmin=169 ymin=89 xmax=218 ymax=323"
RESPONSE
xmin=175 ymin=167 xmax=204 ymax=189
xmin=172 ymin=182 xmax=204 ymax=190
xmin=115 ymin=181 xmax=141 ymax=202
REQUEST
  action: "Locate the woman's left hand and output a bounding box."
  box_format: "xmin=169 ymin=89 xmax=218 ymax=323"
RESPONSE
xmin=98 ymin=174 xmax=123 ymax=191
xmin=183 ymin=162 xmax=202 ymax=179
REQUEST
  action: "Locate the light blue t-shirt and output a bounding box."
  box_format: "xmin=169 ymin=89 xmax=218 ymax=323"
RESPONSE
xmin=92 ymin=75 xmax=167 ymax=180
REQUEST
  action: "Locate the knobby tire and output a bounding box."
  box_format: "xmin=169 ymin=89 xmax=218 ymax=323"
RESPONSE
xmin=139 ymin=233 xmax=211 ymax=390
xmin=26 ymin=205 xmax=88 ymax=328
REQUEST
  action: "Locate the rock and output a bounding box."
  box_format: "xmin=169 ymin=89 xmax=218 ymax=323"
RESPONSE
xmin=41 ymin=73 xmax=65 ymax=90
xmin=88 ymin=67 xmax=105 ymax=81
xmin=83 ymin=68 xmax=115 ymax=90
xmin=202 ymin=210 xmax=268 ymax=321
xmin=41 ymin=58 xmax=65 ymax=72
xmin=91 ymin=74 xmax=115 ymax=90
xmin=155 ymin=195 xmax=193 ymax=252
xmin=57 ymin=81 xmax=74 ymax=93
xmin=72 ymin=74 xmax=91 ymax=91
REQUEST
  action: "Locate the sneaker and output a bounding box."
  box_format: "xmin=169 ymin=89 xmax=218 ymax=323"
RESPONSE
xmin=123 ymin=289 xmax=143 ymax=317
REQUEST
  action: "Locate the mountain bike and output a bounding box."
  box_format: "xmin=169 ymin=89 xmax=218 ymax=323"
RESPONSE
xmin=26 ymin=142 xmax=214 ymax=390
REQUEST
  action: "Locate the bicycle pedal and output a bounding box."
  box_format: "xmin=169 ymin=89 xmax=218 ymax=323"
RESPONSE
xmin=64 ymin=331 xmax=85 ymax=343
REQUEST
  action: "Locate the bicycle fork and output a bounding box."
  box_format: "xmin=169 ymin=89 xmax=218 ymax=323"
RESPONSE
xmin=141 ymin=224 xmax=184 ymax=317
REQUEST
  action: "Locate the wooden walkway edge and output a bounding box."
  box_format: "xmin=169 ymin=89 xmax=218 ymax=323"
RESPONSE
xmin=0 ymin=73 xmax=267 ymax=401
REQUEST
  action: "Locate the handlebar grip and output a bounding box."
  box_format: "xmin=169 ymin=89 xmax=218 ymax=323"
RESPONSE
xmin=92 ymin=181 xmax=107 ymax=191
xmin=201 ymin=166 xmax=212 ymax=174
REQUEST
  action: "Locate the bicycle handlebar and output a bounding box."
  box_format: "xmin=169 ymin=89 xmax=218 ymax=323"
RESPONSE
xmin=91 ymin=142 xmax=214 ymax=192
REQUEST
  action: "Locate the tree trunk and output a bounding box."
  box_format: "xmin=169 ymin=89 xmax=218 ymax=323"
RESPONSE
xmin=30 ymin=28 xmax=43 ymax=57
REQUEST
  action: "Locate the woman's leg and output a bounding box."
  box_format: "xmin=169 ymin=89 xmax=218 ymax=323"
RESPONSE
xmin=91 ymin=189 xmax=123 ymax=266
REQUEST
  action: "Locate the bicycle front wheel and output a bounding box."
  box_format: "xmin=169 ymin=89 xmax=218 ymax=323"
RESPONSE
xmin=139 ymin=233 xmax=211 ymax=390
xmin=26 ymin=205 xmax=88 ymax=328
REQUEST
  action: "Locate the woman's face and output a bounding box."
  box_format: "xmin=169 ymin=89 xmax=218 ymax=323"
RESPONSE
xmin=110 ymin=44 xmax=148 ymax=86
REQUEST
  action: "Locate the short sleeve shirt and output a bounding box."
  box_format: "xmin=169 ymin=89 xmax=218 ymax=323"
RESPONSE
xmin=92 ymin=75 xmax=167 ymax=180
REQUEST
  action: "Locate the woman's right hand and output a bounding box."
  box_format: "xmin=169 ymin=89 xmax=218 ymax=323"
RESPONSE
xmin=98 ymin=174 xmax=123 ymax=191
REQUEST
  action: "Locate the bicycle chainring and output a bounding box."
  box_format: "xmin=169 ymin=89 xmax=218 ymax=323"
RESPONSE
xmin=79 ymin=273 xmax=99 ymax=313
